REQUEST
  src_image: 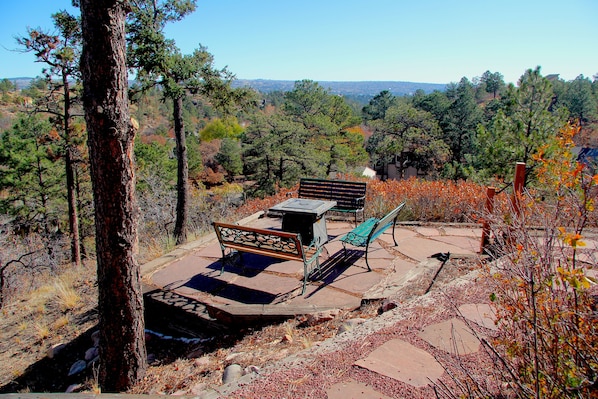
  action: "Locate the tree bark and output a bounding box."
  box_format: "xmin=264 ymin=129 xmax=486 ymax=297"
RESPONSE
xmin=62 ymin=73 xmax=81 ymax=267
xmin=80 ymin=0 xmax=147 ymax=392
xmin=173 ymin=95 xmax=188 ymax=245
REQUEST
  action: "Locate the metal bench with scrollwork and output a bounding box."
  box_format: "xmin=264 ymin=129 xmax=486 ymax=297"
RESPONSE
xmin=212 ymin=222 xmax=323 ymax=295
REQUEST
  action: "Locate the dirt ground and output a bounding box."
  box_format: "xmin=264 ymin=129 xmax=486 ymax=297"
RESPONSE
xmin=0 ymin=254 xmax=482 ymax=395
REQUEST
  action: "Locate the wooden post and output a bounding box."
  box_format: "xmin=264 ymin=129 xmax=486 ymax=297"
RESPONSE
xmin=480 ymin=186 xmax=496 ymax=254
xmin=512 ymin=162 xmax=526 ymax=216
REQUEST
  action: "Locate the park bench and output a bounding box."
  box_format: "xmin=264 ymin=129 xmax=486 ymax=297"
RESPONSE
xmin=294 ymin=178 xmax=368 ymax=222
xmin=339 ymin=202 xmax=406 ymax=270
xmin=212 ymin=222 xmax=323 ymax=295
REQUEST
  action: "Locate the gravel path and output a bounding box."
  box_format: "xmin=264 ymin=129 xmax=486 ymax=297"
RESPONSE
xmin=214 ymin=268 xmax=496 ymax=399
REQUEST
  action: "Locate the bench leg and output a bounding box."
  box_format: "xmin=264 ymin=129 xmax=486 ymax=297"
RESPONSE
xmin=364 ymin=242 xmax=372 ymax=272
xmin=301 ymin=273 xmax=307 ymax=295
xmin=302 ymin=257 xmax=321 ymax=295
xmin=301 ymin=261 xmax=310 ymax=295
xmin=220 ymin=249 xmax=242 ymax=275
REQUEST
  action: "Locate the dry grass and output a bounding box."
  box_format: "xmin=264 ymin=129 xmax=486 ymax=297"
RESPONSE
xmin=0 ymin=248 xmax=484 ymax=396
xmin=54 ymin=280 xmax=82 ymax=313
xmin=0 ymin=263 xmax=98 ymax=392
xmin=0 ymin=253 xmax=384 ymax=395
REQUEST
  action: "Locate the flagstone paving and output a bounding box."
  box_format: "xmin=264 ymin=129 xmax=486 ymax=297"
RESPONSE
xmin=459 ymin=303 xmax=497 ymax=331
xmin=418 ymin=318 xmax=481 ymax=355
xmin=141 ymin=213 xmax=495 ymax=398
xmin=326 ymin=379 xmax=394 ymax=399
xmin=354 ymin=339 xmax=445 ymax=388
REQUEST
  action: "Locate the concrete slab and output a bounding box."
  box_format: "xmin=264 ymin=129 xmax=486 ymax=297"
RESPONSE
xmin=196 ymin=242 xmax=222 ymax=259
xmin=359 ymin=255 xmax=395 ymax=271
xmin=430 ymin=236 xmax=480 ymax=254
xmin=459 ymin=303 xmax=497 ymax=331
xmin=214 ymin=272 xmax=302 ymax=304
xmin=142 ymin=214 xmax=493 ymax=330
xmin=263 ymin=259 xmax=304 ymax=276
xmin=366 ymin=242 xmax=396 ymax=259
xmin=362 ymin=258 xmax=419 ymax=301
xmin=373 ymin=231 xmax=398 ymax=246
xmin=248 ymin=216 xmax=280 ymax=229
xmin=327 ymin=220 xmax=354 ymax=230
xmin=326 ymin=267 xmax=385 ymax=295
xmin=415 ymin=226 xmax=441 ymax=237
xmin=326 ymin=379 xmax=393 ymax=399
xmin=325 ymin=220 xmax=351 ymax=234
xmin=442 ymin=226 xmax=482 ymax=238
xmin=324 ymin=239 xmax=345 ymax=255
xmin=418 ymin=318 xmax=480 ymax=355
xmin=150 ymin=255 xmax=225 ymax=289
xmin=397 ymin=236 xmax=468 ymax=262
xmin=354 ymin=339 xmax=444 ymax=388
xmin=393 ymin=227 xmax=419 ymax=242
xmin=285 ymin=284 xmax=362 ymax=310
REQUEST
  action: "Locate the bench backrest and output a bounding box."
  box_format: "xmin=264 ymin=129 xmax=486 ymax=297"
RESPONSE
xmin=213 ymin=222 xmax=304 ymax=261
xmin=298 ymin=178 xmax=367 ymax=210
xmin=368 ymin=202 xmax=406 ymax=242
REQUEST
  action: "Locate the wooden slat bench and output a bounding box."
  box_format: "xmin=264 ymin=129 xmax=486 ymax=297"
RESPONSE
xmin=212 ymin=222 xmax=323 ymax=295
xmin=339 ymin=202 xmax=406 ymax=270
xmin=295 ymin=178 xmax=368 ymax=222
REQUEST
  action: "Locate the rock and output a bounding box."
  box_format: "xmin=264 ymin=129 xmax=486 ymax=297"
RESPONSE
xmin=378 ymin=299 xmax=398 ymax=314
xmin=337 ymin=318 xmax=366 ymax=335
xmin=186 ymin=347 xmax=204 ymax=359
xmin=225 ymin=352 xmax=245 ymax=362
xmin=305 ymin=309 xmax=341 ymax=326
xmin=68 ymin=360 xmax=87 ymax=377
xmin=65 ymin=384 xmax=83 ymax=393
xmin=147 ymin=353 xmax=157 ymax=364
xmin=281 ymin=333 xmax=293 ymax=343
xmin=85 ymin=346 xmax=99 ymax=361
xmin=243 ymin=365 xmax=260 ymax=375
xmin=194 ymin=356 xmax=211 ymax=368
xmin=222 ymin=364 xmax=243 ymax=384
xmin=190 ymin=382 xmax=207 ymax=395
xmin=47 ymin=343 xmax=66 ymax=359
xmin=90 ymin=330 xmax=100 ymax=347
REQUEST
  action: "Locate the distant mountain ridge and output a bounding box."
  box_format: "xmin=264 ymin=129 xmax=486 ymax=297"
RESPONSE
xmin=233 ymin=79 xmax=446 ymax=96
xmin=7 ymin=77 xmax=446 ymax=97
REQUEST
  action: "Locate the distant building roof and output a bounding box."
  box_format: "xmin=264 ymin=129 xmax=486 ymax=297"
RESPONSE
xmin=358 ymin=166 xmax=377 ymax=178
xmin=575 ymin=147 xmax=598 ymax=172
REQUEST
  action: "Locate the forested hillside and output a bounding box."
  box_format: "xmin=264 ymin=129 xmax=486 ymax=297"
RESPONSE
xmin=0 ymin=0 xmax=597 ymax=395
xmin=6 ymin=77 xmax=445 ymax=97
xmin=2 ymin=64 xmax=597 ymax=298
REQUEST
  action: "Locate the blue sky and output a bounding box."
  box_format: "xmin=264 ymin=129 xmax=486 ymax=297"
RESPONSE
xmin=1 ymin=0 xmax=596 ymax=84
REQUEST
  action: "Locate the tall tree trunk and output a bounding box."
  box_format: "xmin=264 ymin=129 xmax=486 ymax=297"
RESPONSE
xmin=75 ymin=166 xmax=87 ymax=259
xmin=63 ymin=75 xmax=81 ymax=267
xmin=173 ymin=96 xmax=188 ymax=245
xmin=80 ymin=0 xmax=147 ymax=392
xmin=173 ymin=97 xmax=189 ymax=245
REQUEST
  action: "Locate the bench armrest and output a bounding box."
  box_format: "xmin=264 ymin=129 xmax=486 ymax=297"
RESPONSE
xmin=352 ymin=195 xmax=366 ymax=208
xmin=342 ymin=231 xmax=368 ymax=247
xmin=304 ymin=236 xmax=322 ymax=252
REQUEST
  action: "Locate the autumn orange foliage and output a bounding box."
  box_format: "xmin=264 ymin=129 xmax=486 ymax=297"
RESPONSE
xmin=364 ymin=178 xmax=486 ymax=222
xmin=236 ymin=178 xmax=489 ymax=224
xmin=476 ymin=124 xmax=598 ymax=398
